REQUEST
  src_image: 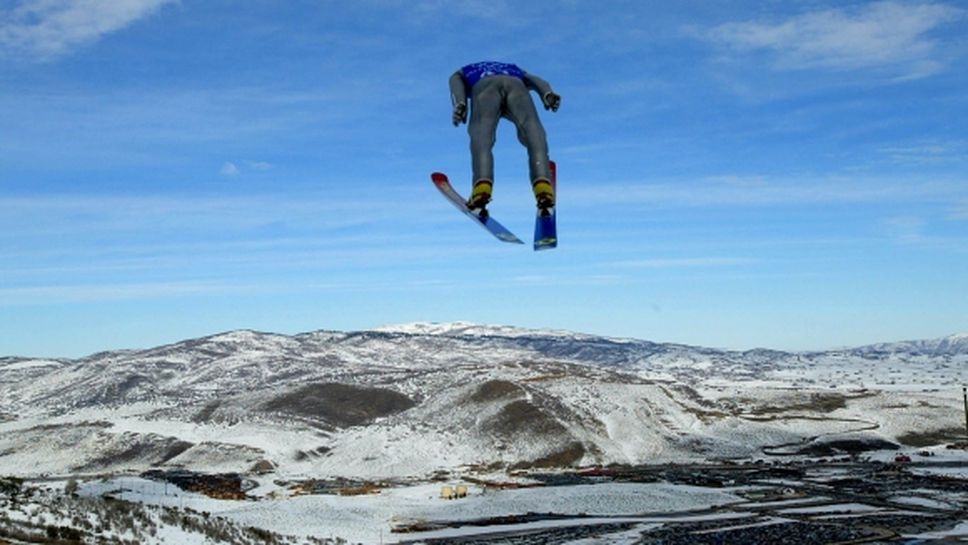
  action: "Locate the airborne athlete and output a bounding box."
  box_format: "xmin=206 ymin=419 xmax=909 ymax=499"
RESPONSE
xmin=432 ymin=61 xmax=560 ymax=250
xmin=449 ymin=61 xmax=561 ymax=217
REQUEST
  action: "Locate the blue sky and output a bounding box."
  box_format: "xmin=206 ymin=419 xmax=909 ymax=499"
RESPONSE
xmin=1 ymin=0 xmax=966 ymax=357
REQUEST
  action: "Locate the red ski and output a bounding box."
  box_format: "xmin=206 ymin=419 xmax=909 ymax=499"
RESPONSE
xmin=431 ymin=172 xmax=524 ymax=244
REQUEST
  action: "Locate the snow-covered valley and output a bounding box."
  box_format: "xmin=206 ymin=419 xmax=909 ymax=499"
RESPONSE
xmin=2 ymin=323 xmax=967 ymax=543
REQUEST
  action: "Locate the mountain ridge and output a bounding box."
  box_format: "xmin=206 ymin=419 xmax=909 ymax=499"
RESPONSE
xmin=7 ymin=322 xmax=968 ymax=361
xmin=1 ymin=322 xmax=966 ymax=480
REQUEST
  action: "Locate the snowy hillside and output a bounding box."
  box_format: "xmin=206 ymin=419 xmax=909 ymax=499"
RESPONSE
xmin=842 ymin=332 xmax=968 ymax=357
xmin=1 ymin=323 xmax=967 ymax=480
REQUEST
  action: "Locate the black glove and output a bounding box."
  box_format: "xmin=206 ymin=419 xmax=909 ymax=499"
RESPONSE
xmin=542 ymin=92 xmax=561 ymax=112
xmin=452 ymin=102 xmax=467 ymax=126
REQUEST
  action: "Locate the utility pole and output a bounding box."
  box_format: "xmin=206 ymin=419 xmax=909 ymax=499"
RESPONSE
xmin=963 ymin=387 xmax=968 ymax=441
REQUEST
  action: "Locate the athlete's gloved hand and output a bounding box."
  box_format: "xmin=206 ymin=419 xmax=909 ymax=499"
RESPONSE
xmin=452 ymin=102 xmax=467 ymax=126
xmin=542 ymin=92 xmax=561 ymax=112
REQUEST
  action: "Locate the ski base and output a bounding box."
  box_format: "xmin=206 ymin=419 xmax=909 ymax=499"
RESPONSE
xmin=534 ymin=211 xmax=557 ymax=250
xmin=533 ymin=161 xmax=558 ymax=251
xmin=431 ymin=172 xmax=524 ymax=244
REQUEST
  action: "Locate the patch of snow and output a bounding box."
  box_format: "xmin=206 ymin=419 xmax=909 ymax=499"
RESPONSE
xmin=906 ymin=520 xmax=968 ymax=541
xmin=777 ymin=503 xmax=882 ymax=515
xmin=0 ymin=359 xmax=62 ymax=371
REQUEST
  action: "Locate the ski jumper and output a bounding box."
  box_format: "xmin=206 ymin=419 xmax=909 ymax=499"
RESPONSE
xmin=449 ymin=62 xmax=555 ymax=195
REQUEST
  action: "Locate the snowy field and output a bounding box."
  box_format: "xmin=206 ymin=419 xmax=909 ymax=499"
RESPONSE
xmin=77 ymin=477 xmax=742 ymax=543
xmin=16 ymin=448 xmax=968 ymax=545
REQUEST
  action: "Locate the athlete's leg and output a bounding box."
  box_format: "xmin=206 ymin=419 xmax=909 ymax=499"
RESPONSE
xmin=468 ymin=78 xmax=504 ymax=201
xmin=504 ymin=78 xmax=553 ymax=206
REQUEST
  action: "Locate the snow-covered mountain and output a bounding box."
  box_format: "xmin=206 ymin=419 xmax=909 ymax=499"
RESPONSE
xmin=839 ymin=332 xmax=968 ymax=358
xmin=1 ymin=323 xmax=966 ymax=480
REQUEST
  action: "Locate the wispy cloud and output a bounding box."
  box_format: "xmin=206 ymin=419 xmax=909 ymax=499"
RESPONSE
xmin=611 ymin=257 xmax=755 ymax=269
xmin=0 ymin=191 xmax=451 ymax=288
xmin=0 ymin=281 xmax=255 ymax=306
xmin=219 ymin=160 xmax=273 ymax=176
xmin=883 ymin=216 xmax=927 ymax=244
xmin=509 ymin=274 xmax=623 ymax=287
xmin=406 ymin=0 xmax=519 ymax=23
xmin=0 ymin=192 xmax=428 ymax=239
xmin=697 ymin=1 xmax=963 ymax=80
xmin=877 ymin=140 xmax=967 ymax=165
xmin=219 ymin=162 xmax=240 ymax=176
xmin=950 ymin=201 xmax=968 ymax=221
xmin=566 ymin=175 xmax=964 ymax=209
xmin=0 ymin=0 xmax=177 ymax=60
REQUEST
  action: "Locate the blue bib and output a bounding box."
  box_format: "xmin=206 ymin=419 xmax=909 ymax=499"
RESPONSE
xmin=461 ymin=61 xmax=525 ymax=88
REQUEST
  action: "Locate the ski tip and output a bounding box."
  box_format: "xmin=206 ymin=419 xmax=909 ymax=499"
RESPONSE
xmin=493 ymin=228 xmax=524 ymax=244
xmin=534 ymin=240 xmax=557 ymax=251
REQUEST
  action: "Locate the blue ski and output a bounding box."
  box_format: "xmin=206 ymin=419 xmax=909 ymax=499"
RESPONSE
xmin=431 ymin=172 xmax=524 ymax=244
xmin=533 ymin=160 xmax=558 ymax=251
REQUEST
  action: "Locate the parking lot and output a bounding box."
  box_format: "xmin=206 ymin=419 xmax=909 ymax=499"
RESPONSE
xmin=402 ymin=459 xmax=968 ymax=544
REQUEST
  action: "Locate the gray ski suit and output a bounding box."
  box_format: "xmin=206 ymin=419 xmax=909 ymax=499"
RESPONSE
xmin=449 ymin=62 xmax=558 ymax=188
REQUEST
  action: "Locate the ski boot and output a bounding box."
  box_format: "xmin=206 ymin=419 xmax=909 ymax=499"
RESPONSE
xmin=532 ymin=178 xmax=555 ymax=217
xmin=466 ymin=179 xmax=492 ymax=218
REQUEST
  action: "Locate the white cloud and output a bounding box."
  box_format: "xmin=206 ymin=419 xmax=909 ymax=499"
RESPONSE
xmin=611 ymin=257 xmax=754 ymax=269
xmin=0 ymin=281 xmax=253 ymax=305
xmin=950 ymin=201 xmax=968 ymax=221
xmin=878 ymin=140 xmax=967 ymax=165
xmin=700 ymin=2 xmax=963 ymax=78
xmin=409 ymin=0 xmax=517 ymax=22
xmin=883 ymin=216 xmax=927 ymax=244
xmin=566 ymin=175 xmax=963 ymax=210
xmin=219 ymin=161 xmax=272 ymax=175
xmin=219 ymin=162 xmax=240 ymax=176
xmin=0 ymin=0 xmax=176 ymax=59
xmin=247 ymin=161 xmax=273 ymax=171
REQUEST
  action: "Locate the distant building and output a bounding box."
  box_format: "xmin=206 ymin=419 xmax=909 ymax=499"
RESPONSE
xmin=440 ymin=484 xmax=469 ymax=499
